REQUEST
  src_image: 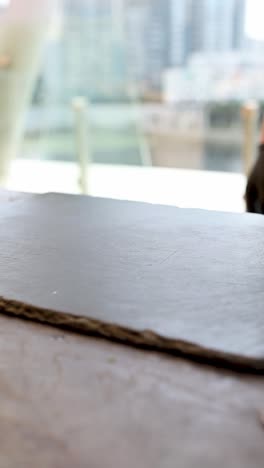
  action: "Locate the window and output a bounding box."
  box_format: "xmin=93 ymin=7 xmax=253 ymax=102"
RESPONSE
xmin=1 ymin=0 xmax=264 ymax=180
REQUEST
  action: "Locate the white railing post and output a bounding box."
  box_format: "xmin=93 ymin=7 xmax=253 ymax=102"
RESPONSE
xmin=241 ymin=101 xmax=259 ymax=176
xmin=72 ymin=97 xmax=91 ymax=195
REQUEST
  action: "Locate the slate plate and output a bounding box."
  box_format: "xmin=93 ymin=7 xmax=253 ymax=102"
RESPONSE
xmin=0 ymin=193 xmax=264 ymax=372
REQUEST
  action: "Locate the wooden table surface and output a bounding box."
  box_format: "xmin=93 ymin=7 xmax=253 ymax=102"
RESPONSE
xmin=0 ymin=313 xmax=263 ymax=468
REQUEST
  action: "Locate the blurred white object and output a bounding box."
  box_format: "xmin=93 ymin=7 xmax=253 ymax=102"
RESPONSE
xmin=3 ymin=0 xmax=55 ymax=22
xmin=245 ymin=0 xmax=264 ymax=41
xmin=72 ymin=97 xmax=91 ymax=195
xmin=3 ymin=159 xmax=246 ymax=214
xmin=0 ymin=0 xmax=55 ymax=182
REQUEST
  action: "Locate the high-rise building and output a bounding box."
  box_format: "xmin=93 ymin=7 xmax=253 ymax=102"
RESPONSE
xmin=60 ymin=0 xmax=127 ymax=99
xmin=169 ymin=1 xmax=188 ymax=66
xmin=124 ymin=0 xmax=170 ymax=91
xmin=209 ymin=0 xmax=236 ymax=51
xmin=233 ymin=0 xmax=246 ymax=49
xmin=168 ymin=0 xmax=246 ymax=66
xmin=39 ymin=0 xmax=128 ymax=102
xmin=186 ymin=0 xmax=205 ymax=56
xmin=145 ymin=0 xmax=170 ymax=88
xmin=124 ymin=0 xmax=149 ymax=87
xmin=39 ymin=0 xmax=249 ymax=102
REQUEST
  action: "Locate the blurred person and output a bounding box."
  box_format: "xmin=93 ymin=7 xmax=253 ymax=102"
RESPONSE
xmin=245 ymin=118 xmax=264 ymax=213
xmin=0 ymin=0 xmax=55 ymax=181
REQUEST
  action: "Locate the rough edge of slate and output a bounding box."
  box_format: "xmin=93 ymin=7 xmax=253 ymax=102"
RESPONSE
xmin=0 ymin=296 xmax=264 ymax=375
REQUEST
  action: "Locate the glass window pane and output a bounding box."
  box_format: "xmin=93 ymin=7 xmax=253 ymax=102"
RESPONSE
xmin=0 ymin=0 xmax=263 ymax=211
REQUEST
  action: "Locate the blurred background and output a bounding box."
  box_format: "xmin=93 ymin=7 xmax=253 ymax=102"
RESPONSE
xmin=0 ymin=0 xmax=264 ymax=212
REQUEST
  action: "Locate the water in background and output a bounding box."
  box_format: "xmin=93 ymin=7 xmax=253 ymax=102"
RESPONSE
xmin=21 ymin=102 xmax=245 ymax=173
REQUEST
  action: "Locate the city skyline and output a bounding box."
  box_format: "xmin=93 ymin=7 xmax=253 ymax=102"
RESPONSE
xmin=37 ymin=0 xmax=264 ymax=103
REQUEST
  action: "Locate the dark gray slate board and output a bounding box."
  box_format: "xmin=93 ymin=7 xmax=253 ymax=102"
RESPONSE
xmin=0 ymin=192 xmax=264 ymax=371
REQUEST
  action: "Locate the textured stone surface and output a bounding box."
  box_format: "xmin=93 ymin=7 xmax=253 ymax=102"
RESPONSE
xmin=0 ymin=193 xmax=264 ymax=370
